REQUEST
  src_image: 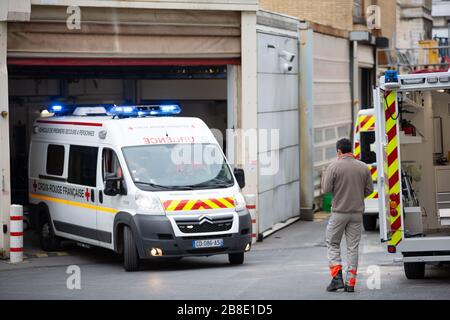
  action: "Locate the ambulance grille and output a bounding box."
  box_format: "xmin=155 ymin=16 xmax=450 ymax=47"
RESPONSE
xmin=177 ymin=218 xmax=233 ymax=234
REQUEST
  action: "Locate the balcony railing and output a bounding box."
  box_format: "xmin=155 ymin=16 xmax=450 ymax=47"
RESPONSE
xmin=376 ymin=42 xmax=450 ymax=77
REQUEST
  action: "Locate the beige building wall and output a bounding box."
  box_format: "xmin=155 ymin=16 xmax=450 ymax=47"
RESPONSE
xmin=260 ymin=0 xmax=353 ymax=32
xmin=352 ymin=0 xmax=397 ymax=46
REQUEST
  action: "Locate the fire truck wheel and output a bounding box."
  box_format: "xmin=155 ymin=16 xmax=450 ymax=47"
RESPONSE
xmin=404 ymin=262 xmax=425 ymax=279
xmin=39 ymin=213 xmax=61 ymax=252
xmin=362 ymin=214 xmax=377 ymax=231
xmin=228 ymin=252 xmax=245 ymax=265
xmin=123 ymin=225 xmax=140 ymax=272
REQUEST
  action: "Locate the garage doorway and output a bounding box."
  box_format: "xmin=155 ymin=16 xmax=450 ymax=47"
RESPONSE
xmin=8 ymin=63 xmax=233 ymax=215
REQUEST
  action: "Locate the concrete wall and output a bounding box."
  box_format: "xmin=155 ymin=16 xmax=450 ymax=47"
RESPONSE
xmin=397 ymin=0 xmax=433 ymax=47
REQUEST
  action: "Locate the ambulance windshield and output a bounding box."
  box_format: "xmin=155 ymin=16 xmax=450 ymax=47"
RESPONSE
xmin=122 ymin=143 xmax=234 ymax=191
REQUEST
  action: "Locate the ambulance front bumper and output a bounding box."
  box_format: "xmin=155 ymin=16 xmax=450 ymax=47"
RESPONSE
xmin=131 ymin=210 xmax=252 ymax=259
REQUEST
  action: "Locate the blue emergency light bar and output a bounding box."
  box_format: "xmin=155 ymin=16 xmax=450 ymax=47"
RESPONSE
xmin=48 ymin=105 xmax=64 ymax=114
xmin=47 ymin=103 xmax=181 ymax=118
xmin=111 ymin=104 xmax=181 ymax=118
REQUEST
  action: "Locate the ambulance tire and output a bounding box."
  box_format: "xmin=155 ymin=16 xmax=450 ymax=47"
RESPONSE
xmin=363 ymin=215 xmax=377 ymax=231
xmin=228 ymin=252 xmax=245 ymax=265
xmin=404 ymin=262 xmax=425 ymax=279
xmin=39 ymin=212 xmax=61 ymax=252
xmin=123 ymin=225 xmax=140 ymax=272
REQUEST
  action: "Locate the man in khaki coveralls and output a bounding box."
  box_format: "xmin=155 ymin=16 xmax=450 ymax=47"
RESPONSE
xmin=322 ymin=138 xmax=373 ymax=292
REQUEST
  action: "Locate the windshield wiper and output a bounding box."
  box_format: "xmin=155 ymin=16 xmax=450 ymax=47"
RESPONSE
xmin=190 ymin=178 xmax=234 ymax=189
xmin=133 ymin=181 xmax=174 ymax=190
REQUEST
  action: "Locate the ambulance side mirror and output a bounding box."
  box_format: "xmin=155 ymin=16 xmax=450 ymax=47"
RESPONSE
xmin=104 ymin=174 xmax=123 ymax=196
xmin=234 ymin=168 xmax=245 ymax=189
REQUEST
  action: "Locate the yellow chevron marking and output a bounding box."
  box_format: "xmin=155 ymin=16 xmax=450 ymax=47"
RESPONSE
xmin=387 ymin=140 xmax=398 ymax=157
xmin=386 ymin=117 xmax=396 ymax=133
xmin=384 ymin=91 xmax=396 ymax=108
xmin=183 ymin=199 xmax=197 ymax=211
xmin=354 ymin=145 xmax=361 ymax=157
xmin=388 ymin=159 xmax=399 ymax=178
xmin=202 ymin=199 xmax=221 ymax=209
xmin=217 ymin=197 xmax=234 ymax=208
xmin=366 ymin=191 xmax=378 ymax=199
xmin=167 ymin=200 xmax=181 ymax=211
xmin=389 ymin=230 xmax=403 ymax=246
xmin=361 ymin=116 xmax=375 ymax=132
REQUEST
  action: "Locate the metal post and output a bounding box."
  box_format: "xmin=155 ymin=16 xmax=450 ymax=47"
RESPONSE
xmin=299 ymin=26 xmax=314 ymax=221
xmin=244 ymin=194 xmax=257 ymax=243
xmin=10 ymin=205 xmax=23 ymax=263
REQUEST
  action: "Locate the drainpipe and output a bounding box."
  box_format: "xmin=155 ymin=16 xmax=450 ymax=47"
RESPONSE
xmin=299 ymin=23 xmax=314 ymax=221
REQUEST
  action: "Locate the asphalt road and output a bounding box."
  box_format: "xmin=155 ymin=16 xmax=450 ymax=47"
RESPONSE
xmin=1 ymin=218 xmax=450 ymax=300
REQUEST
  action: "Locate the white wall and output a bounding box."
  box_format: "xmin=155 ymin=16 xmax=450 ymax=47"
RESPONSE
xmin=256 ymin=30 xmax=300 ymax=232
xmin=313 ymin=32 xmax=352 ymax=197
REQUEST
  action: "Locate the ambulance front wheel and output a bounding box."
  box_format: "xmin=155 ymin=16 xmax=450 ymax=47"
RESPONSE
xmin=123 ymin=225 xmax=140 ymax=272
xmin=228 ymin=252 xmax=245 ymax=265
xmin=39 ymin=212 xmax=61 ymax=252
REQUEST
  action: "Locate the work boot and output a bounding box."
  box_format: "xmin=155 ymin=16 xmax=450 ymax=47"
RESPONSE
xmin=344 ymin=285 xmax=355 ymax=293
xmin=344 ymin=269 xmax=357 ymax=293
xmin=326 ymin=269 xmax=345 ymax=292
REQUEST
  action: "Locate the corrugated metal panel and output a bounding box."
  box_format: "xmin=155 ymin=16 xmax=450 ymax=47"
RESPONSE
xmin=257 ymin=31 xmax=300 ymax=233
xmin=313 ymin=32 xmax=352 ymax=197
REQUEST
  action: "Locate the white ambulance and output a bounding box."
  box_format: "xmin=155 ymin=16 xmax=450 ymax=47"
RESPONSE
xmin=28 ymin=104 xmax=252 ymax=271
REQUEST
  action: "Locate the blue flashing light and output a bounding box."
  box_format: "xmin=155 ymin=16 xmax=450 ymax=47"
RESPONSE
xmin=159 ymin=104 xmax=181 ymax=115
xmin=385 ymin=70 xmax=399 ymax=83
xmin=47 ymin=105 xmax=66 ymax=115
xmin=110 ymin=105 xmax=139 ymax=118
xmin=132 ymin=104 xmax=182 ymax=117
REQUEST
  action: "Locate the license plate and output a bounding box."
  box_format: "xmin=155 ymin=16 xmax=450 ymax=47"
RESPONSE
xmin=192 ymin=239 xmax=224 ymax=249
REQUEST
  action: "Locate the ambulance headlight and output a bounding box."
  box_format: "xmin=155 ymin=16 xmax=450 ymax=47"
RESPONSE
xmin=234 ymin=192 xmax=246 ymax=212
xmin=135 ymin=191 xmax=164 ymax=215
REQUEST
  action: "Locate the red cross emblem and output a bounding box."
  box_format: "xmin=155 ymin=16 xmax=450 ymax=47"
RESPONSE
xmin=84 ymin=188 xmax=91 ymax=202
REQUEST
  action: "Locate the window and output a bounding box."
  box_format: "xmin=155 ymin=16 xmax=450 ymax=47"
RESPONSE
xmin=338 ymin=125 xmax=350 ymax=138
xmin=46 ymin=144 xmax=65 ymax=176
xmin=68 ymin=145 xmax=98 ymax=187
xmin=102 ymin=148 xmax=123 ymax=180
xmin=314 ymin=128 xmax=323 ymax=144
xmin=325 ymin=146 xmax=337 ymax=160
xmin=325 ymin=128 xmax=336 ymax=141
xmin=353 ymin=0 xmax=365 ymax=24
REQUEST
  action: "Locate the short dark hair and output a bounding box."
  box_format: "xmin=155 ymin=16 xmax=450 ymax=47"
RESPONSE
xmin=336 ymin=138 xmax=352 ymax=154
